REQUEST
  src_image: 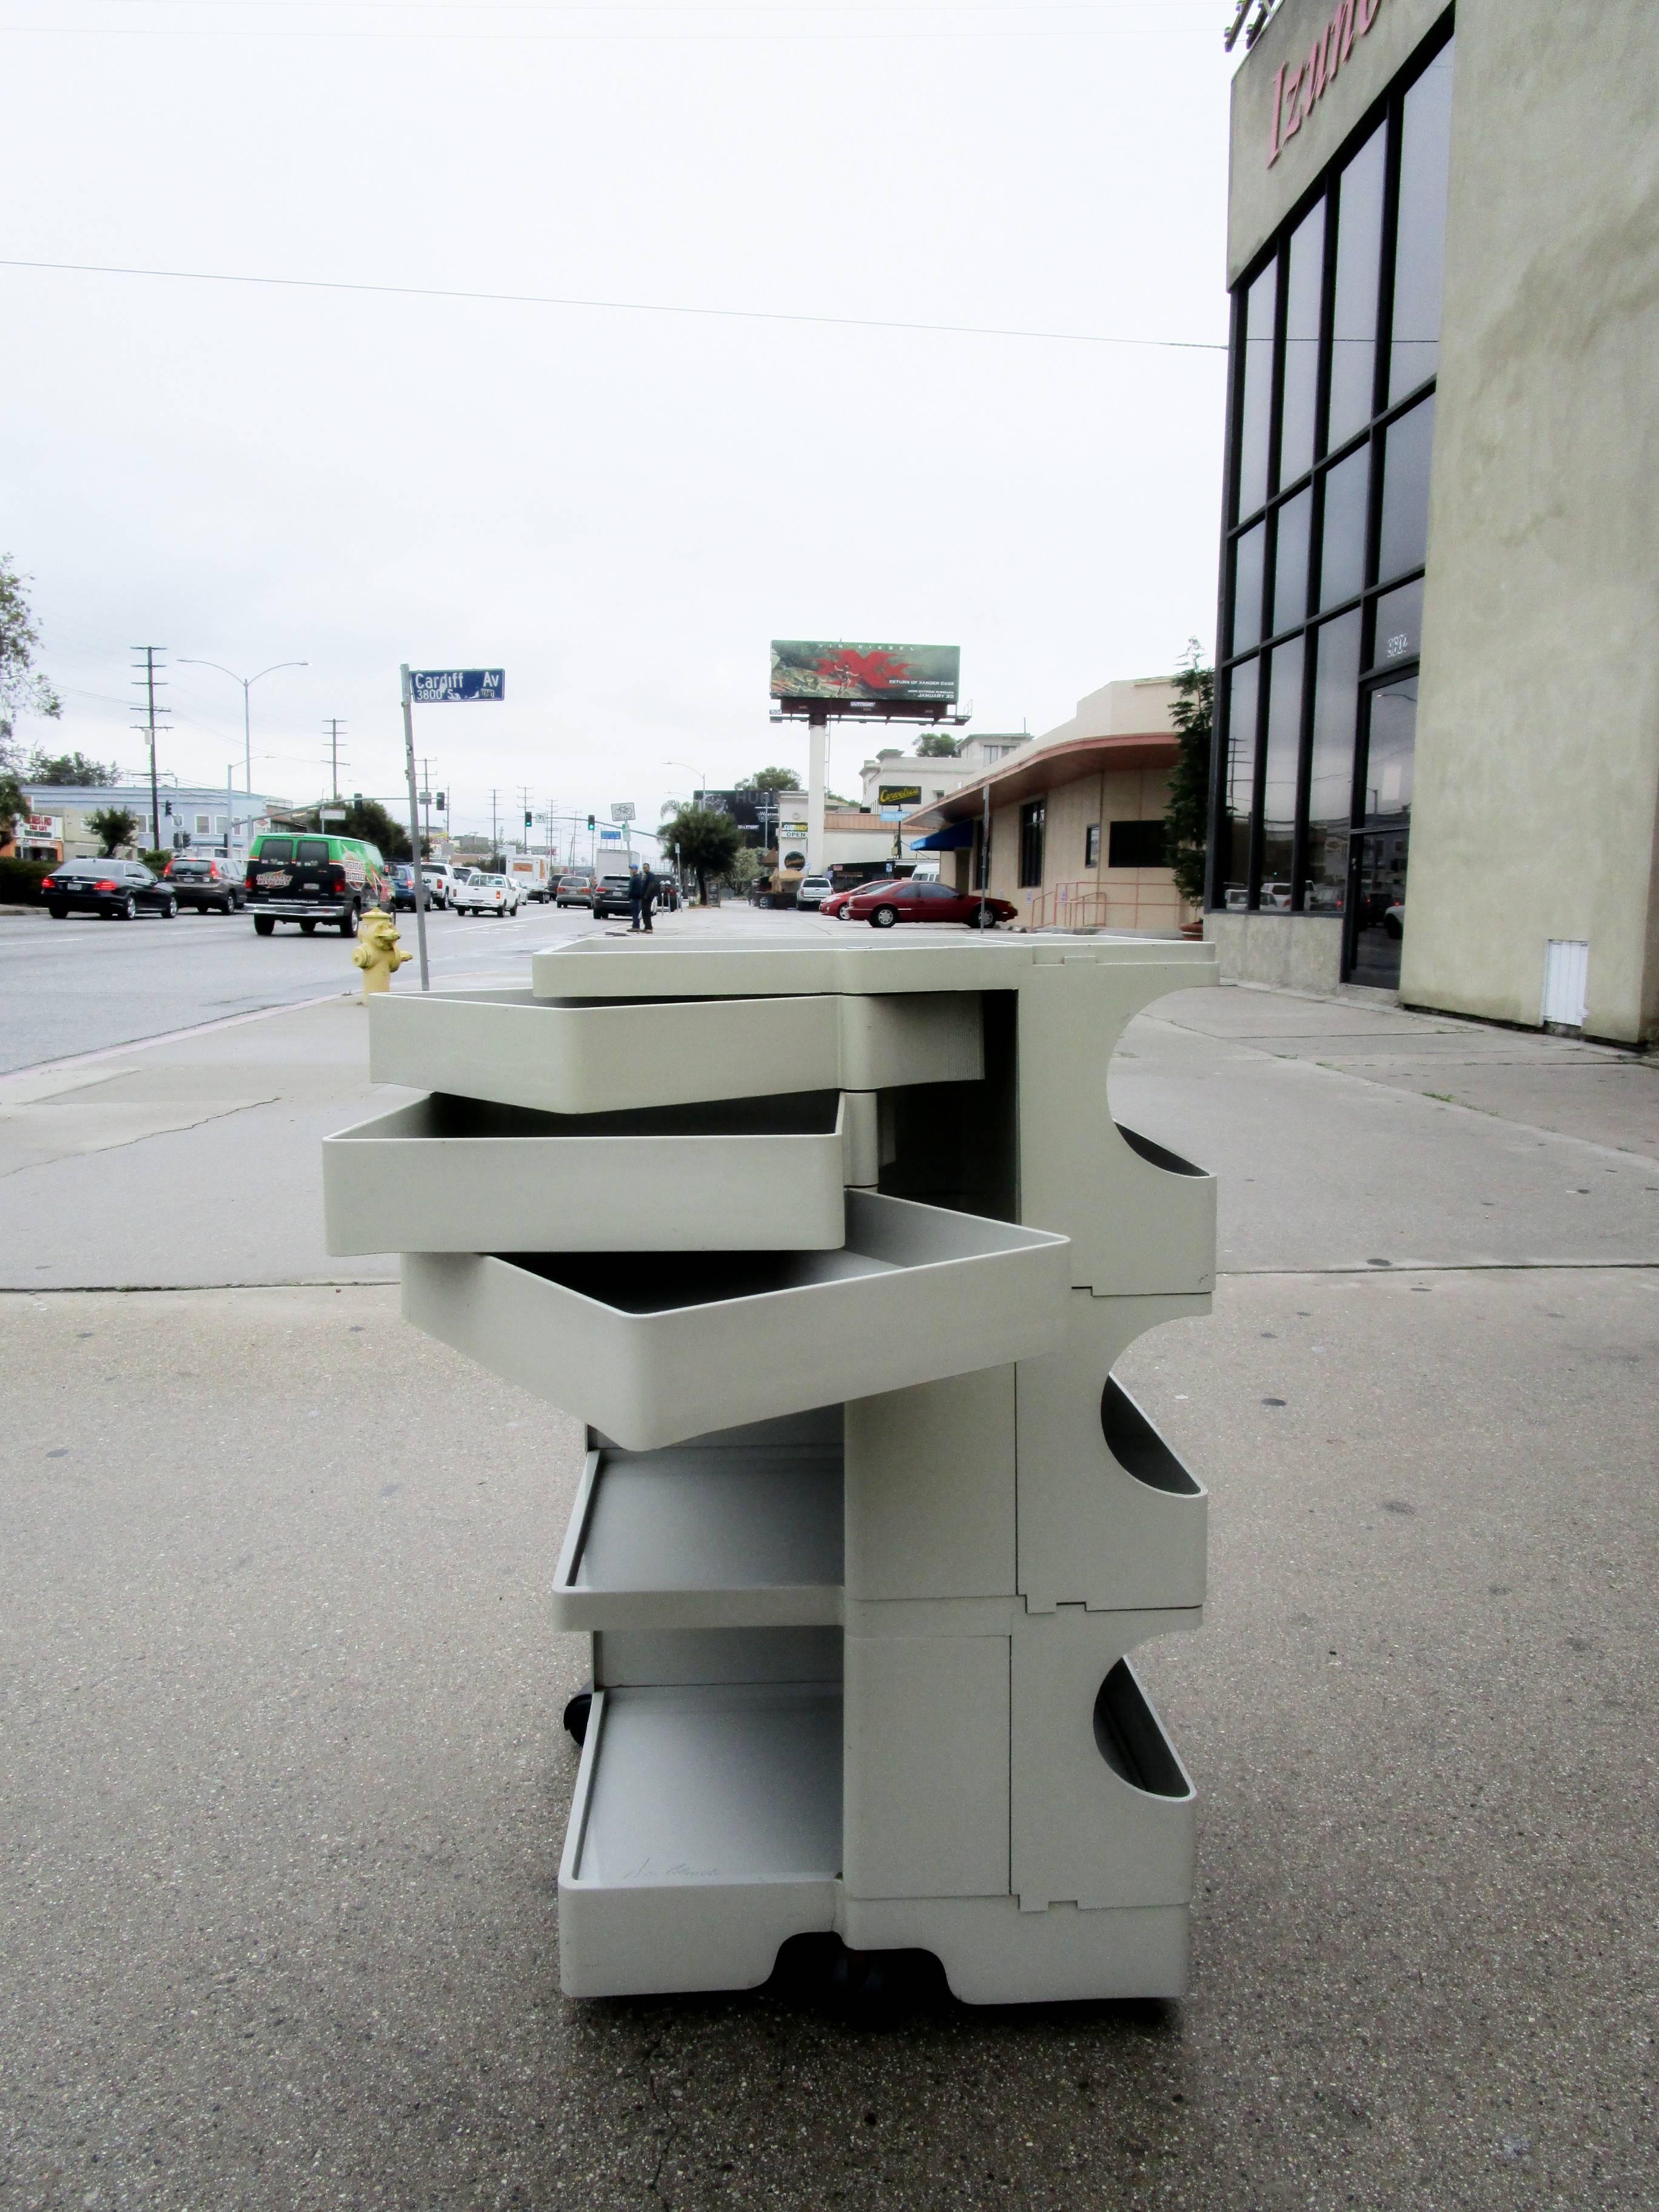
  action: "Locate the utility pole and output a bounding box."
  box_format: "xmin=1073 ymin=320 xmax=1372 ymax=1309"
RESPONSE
xmin=131 ymin=647 xmax=169 ymax=850
xmin=489 ymin=788 xmax=500 ymax=855
xmin=324 ymin=719 xmax=346 ymax=800
xmin=517 ymin=785 xmax=534 ymax=856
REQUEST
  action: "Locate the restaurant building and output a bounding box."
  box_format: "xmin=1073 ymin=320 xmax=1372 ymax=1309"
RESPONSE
xmin=1208 ymin=0 xmax=1658 ymax=1042
xmin=903 ymin=677 xmax=1187 ymax=933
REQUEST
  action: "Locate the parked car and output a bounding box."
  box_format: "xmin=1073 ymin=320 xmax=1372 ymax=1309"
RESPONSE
xmin=162 ymin=853 xmax=245 ymax=913
xmin=42 ymin=859 xmax=179 ymax=922
xmin=818 ymin=888 xmax=855 ymax=919
xmin=555 ymin=870 xmax=595 ymax=908
xmin=1383 ymin=897 xmax=1405 ymax=940
xmin=452 ymin=870 xmax=520 ymax=917
xmin=840 ymin=879 xmax=1018 ymax=930
xmin=591 ymin=872 xmax=636 ymax=919
xmin=245 ymin=831 xmax=391 ymax=936
xmin=794 ymin=873 xmax=834 ymax=911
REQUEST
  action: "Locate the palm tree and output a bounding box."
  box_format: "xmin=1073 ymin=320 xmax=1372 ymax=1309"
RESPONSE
xmin=656 ymin=804 xmax=742 ymax=905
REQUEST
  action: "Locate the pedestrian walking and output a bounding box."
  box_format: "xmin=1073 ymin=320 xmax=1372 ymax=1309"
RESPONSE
xmin=629 ymin=861 xmax=657 ymax=933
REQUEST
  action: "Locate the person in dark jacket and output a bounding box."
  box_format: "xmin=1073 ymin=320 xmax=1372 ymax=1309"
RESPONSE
xmin=629 ymin=862 xmax=657 ymax=933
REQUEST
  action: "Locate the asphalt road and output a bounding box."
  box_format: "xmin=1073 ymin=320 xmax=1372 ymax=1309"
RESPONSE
xmin=0 ymin=899 xmax=608 ymax=1074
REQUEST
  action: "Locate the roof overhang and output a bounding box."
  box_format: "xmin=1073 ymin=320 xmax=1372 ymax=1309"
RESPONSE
xmin=903 ymin=731 xmax=1181 ymax=833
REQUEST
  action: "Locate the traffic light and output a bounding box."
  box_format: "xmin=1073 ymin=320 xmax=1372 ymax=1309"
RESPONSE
xmin=163 ymin=799 xmax=173 ymax=818
xmin=524 ymin=810 xmax=532 ymax=830
xmin=352 ymin=793 xmax=361 ymax=805
xmin=435 ymin=791 xmax=446 ymax=812
xmin=586 ymin=814 xmax=595 ymax=833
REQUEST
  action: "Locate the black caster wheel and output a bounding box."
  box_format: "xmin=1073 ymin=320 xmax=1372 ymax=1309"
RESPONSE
xmin=562 ymin=1686 xmax=593 ymax=1746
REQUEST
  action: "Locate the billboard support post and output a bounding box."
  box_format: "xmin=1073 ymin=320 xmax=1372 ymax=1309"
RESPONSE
xmin=398 ymin=663 xmax=431 ymax=993
xmin=806 ymin=706 xmax=828 ymax=877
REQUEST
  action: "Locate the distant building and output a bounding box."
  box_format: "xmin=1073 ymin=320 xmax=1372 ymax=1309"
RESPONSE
xmin=856 ymin=731 xmax=1031 ymax=813
xmin=903 ymin=679 xmax=1186 ymax=933
xmin=6 ymin=783 xmax=287 ymax=864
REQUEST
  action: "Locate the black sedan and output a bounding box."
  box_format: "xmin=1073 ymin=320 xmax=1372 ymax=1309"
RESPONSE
xmin=42 ymin=860 xmax=179 ymax=921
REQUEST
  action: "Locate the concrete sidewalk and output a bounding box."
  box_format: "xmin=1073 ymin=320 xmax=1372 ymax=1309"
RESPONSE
xmin=2 ymin=971 xmax=1655 ymax=2211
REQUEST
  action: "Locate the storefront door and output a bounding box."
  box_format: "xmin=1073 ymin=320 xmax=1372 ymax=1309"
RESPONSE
xmin=1342 ymin=673 xmax=1416 ymax=988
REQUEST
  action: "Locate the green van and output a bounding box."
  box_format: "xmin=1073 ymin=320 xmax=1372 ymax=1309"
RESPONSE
xmin=245 ymin=833 xmax=392 ymax=936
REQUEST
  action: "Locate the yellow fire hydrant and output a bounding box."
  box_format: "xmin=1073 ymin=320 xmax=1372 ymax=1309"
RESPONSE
xmin=352 ymin=907 xmax=412 ymax=999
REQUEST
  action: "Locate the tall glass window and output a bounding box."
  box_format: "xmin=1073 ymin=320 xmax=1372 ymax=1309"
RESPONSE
xmin=1260 ymin=638 xmax=1304 ymax=895
xmin=1236 ymin=261 xmax=1278 ymax=520
xmin=1378 ymin=394 xmax=1435 ymax=581
xmin=1211 ymin=25 xmax=1452 ymax=979
xmin=1328 ymin=127 xmax=1386 ymax=447
xmin=1390 ymin=43 xmax=1456 ymax=401
xmin=1304 ymin=612 xmax=1361 ymax=913
xmin=1232 ymin=519 xmax=1266 ymax=655
xmin=1220 ymin=658 xmax=1259 ymax=907
xmin=1279 ymin=203 xmax=1325 ymax=486
xmin=1017 ymin=800 xmax=1046 ymax=888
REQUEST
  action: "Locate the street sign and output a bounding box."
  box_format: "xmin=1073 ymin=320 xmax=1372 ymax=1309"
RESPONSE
xmin=610 ymin=802 xmax=636 ymax=822
xmin=321 ymin=807 xmax=346 ymax=823
xmin=407 ymin=669 xmax=505 ymax=704
xmin=599 ymin=826 xmax=623 ymax=842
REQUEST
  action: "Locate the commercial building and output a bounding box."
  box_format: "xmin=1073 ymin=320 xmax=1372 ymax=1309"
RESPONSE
xmin=1208 ymin=0 xmax=1658 ymax=1042
xmin=855 ymin=732 xmax=1032 ymax=814
xmin=5 ymin=782 xmax=284 ymax=865
xmin=904 ymin=679 xmax=1187 ymax=933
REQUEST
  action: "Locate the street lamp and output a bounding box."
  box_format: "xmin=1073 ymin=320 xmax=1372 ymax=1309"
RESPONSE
xmin=661 ymin=759 xmax=709 ymax=803
xmin=178 ymin=659 xmax=309 ymax=792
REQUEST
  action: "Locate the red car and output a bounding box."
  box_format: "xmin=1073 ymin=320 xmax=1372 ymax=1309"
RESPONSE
xmin=839 ymin=879 xmax=1018 ymax=930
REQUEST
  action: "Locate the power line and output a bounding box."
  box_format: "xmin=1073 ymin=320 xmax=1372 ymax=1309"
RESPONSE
xmin=0 ymin=256 xmax=1227 ymax=353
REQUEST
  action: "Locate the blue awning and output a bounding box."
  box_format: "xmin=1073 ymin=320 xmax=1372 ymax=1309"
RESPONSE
xmin=908 ymin=820 xmax=974 ymax=851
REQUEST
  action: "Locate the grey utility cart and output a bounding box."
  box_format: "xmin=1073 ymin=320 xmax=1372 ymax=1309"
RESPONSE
xmin=324 ymin=931 xmax=1217 ymax=2004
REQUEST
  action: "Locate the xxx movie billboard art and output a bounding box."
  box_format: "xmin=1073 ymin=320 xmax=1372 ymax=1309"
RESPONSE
xmin=770 ymin=641 xmax=960 ymax=708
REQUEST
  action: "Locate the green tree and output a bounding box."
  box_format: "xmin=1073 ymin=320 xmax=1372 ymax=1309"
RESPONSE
xmin=87 ymin=805 xmax=141 ymax=856
xmin=1166 ymin=638 xmax=1214 ymax=908
xmin=657 ymin=803 xmax=742 ymax=904
xmin=0 ymin=769 xmax=25 ymax=844
xmin=735 ymin=766 xmax=802 ymax=793
xmin=916 ymin=732 xmax=960 ymax=758
xmin=0 ymin=556 xmax=62 ymax=728
xmin=26 ymin=749 xmax=118 ymax=786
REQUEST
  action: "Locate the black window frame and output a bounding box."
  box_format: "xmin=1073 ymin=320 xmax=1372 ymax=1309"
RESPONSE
xmin=1207 ymin=15 xmax=1452 ymax=920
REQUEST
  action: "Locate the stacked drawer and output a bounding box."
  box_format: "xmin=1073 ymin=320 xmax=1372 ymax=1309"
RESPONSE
xmin=324 ymin=933 xmax=1217 ymax=2003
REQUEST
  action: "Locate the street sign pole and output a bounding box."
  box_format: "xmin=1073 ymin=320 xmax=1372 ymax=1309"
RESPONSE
xmin=399 ymin=663 xmax=431 ymax=992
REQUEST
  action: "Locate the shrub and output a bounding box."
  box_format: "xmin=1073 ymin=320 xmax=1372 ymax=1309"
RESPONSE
xmin=0 ymin=856 xmax=50 ymax=903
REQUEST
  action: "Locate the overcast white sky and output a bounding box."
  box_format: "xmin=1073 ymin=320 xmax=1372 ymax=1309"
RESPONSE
xmin=2 ymin=1 xmax=1239 ymax=848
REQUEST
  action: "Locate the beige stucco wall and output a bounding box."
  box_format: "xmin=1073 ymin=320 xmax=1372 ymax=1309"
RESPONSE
xmin=980 ymin=767 xmax=1183 ymax=933
xmin=1228 ymin=0 xmax=1452 ymax=284
xmin=1400 ymin=0 xmax=1659 ymax=1041
xmin=1035 ymin=677 xmax=1178 ymax=751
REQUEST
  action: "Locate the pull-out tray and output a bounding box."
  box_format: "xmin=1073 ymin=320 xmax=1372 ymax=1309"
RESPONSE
xmin=323 ymin=1090 xmax=848 ymax=1255
xmin=403 ymin=1190 xmax=1070 ymax=1449
xmin=367 ymin=987 xmax=983 ymax=1116
xmin=558 ymin=1682 xmax=842 ymax=1998
xmin=551 ymin=1430 xmax=844 ymax=1630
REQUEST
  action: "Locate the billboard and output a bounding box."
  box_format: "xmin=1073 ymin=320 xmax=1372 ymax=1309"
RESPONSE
xmin=770 ymin=641 xmax=959 ymax=709
xmin=877 ymin=783 xmax=923 ymax=807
